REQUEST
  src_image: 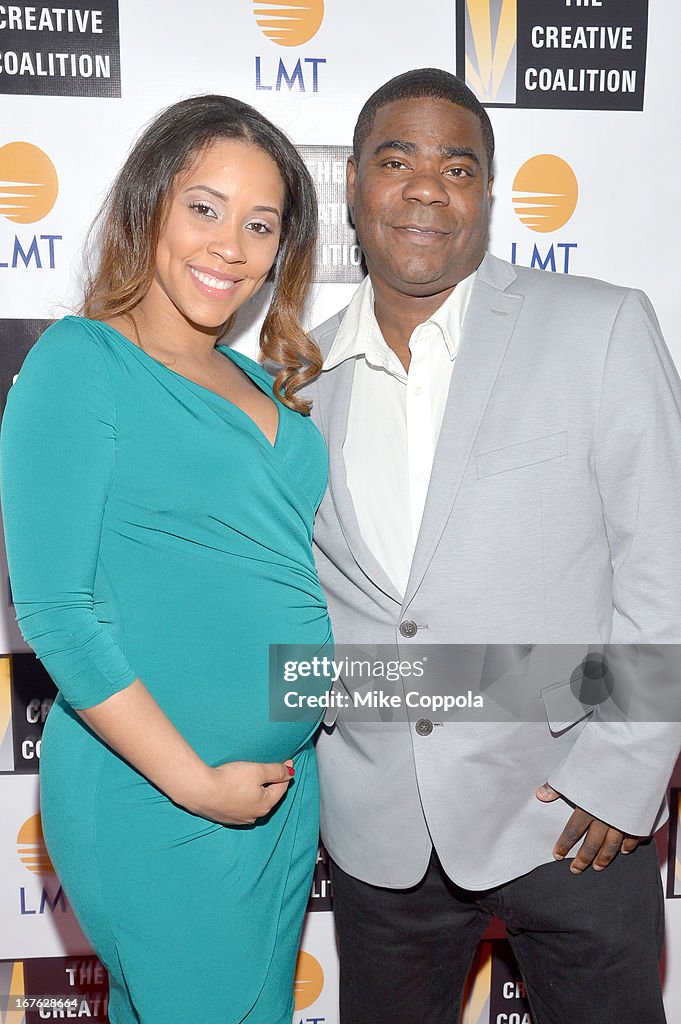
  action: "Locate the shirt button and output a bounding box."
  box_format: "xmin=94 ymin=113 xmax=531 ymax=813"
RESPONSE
xmin=415 ymin=718 xmax=433 ymax=736
xmin=413 ymin=387 xmax=422 ymax=396
xmin=399 ymin=620 xmax=418 ymax=638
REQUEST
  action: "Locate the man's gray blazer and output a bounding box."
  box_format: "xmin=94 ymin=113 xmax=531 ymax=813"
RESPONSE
xmin=307 ymin=252 xmax=681 ymax=890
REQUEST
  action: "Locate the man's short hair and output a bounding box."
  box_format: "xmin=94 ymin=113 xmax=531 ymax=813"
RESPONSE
xmin=352 ymin=67 xmax=495 ymax=173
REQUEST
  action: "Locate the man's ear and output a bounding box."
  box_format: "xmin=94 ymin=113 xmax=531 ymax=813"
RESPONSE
xmin=487 ymin=173 xmax=494 ymax=204
xmin=347 ymin=155 xmax=357 ymax=211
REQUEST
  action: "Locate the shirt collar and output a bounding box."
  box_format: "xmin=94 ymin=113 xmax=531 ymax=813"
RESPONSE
xmin=323 ymin=267 xmax=478 ymax=371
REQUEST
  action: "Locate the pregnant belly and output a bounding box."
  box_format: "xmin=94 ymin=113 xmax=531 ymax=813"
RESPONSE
xmin=123 ymin=597 xmax=332 ymax=764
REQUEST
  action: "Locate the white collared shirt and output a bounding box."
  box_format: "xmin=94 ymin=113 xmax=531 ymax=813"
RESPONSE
xmin=324 ymin=270 xmax=476 ymax=596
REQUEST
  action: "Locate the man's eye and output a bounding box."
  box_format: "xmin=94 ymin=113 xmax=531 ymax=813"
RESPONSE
xmin=383 ymin=160 xmax=407 ymax=169
xmin=446 ymin=167 xmax=470 ymax=177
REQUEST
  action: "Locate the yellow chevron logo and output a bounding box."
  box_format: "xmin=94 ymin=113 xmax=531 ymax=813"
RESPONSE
xmin=0 ymin=658 xmax=12 ymax=769
xmin=0 ymin=961 xmax=26 ymax=1024
xmin=464 ymin=0 xmax=517 ymax=103
xmin=461 ymin=941 xmax=493 ymax=1023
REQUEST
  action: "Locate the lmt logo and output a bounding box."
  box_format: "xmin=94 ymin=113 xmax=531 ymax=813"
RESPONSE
xmin=254 ymin=0 xmax=326 ymax=93
xmin=510 ymin=154 xmax=579 ymax=274
xmin=0 ymin=141 xmax=61 ymax=269
xmin=17 ymin=812 xmax=71 ymax=917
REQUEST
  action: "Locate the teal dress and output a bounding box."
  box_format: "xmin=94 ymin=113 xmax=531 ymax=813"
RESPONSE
xmin=0 ymin=317 xmax=332 ymax=1024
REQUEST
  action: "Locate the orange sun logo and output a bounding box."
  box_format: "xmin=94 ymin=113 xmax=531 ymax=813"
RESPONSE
xmin=512 ymin=154 xmax=578 ymax=233
xmin=0 ymin=142 xmax=58 ymax=224
xmin=253 ymin=0 xmax=324 ymax=46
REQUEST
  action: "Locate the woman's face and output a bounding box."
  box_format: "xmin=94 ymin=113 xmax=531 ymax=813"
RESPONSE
xmin=140 ymin=138 xmax=286 ymax=338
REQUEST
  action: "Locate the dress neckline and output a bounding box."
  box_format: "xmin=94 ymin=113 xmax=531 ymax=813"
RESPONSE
xmin=80 ymin=316 xmax=282 ymax=451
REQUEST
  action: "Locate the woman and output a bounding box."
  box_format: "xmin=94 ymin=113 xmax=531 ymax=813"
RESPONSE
xmin=0 ymin=95 xmax=331 ymax=1024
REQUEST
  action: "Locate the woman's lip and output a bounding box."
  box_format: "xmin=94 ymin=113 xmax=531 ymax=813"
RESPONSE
xmin=188 ymin=266 xmax=243 ymax=295
xmin=188 ymin=265 xmax=243 ymax=283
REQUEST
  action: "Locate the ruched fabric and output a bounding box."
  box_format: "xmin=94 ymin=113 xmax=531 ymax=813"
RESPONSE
xmin=0 ymin=316 xmax=332 ymax=1024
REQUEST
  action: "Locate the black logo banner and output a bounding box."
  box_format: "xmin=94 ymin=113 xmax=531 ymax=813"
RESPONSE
xmin=456 ymin=0 xmax=648 ymax=111
xmin=0 ymin=2 xmax=121 ymax=97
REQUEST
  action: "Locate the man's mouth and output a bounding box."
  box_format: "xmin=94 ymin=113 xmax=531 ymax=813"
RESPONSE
xmin=393 ymin=223 xmax=446 ymax=233
xmin=394 ymin=225 xmax=449 ymax=238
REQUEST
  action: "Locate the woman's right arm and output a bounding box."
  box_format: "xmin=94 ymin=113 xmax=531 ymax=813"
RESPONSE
xmin=0 ymin=321 xmax=291 ymax=825
xmin=80 ymin=680 xmax=293 ymax=824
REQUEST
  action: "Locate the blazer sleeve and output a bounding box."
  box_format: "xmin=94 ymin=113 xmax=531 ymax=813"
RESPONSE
xmin=548 ymin=289 xmax=681 ymax=835
xmin=0 ymin=319 xmax=138 ymax=709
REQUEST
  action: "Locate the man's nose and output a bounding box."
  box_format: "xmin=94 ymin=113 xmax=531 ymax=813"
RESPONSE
xmin=402 ymin=167 xmax=450 ymax=204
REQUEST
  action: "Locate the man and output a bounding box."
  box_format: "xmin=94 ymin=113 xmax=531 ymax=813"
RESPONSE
xmin=307 ymin=68 xmax=681 ymax=1024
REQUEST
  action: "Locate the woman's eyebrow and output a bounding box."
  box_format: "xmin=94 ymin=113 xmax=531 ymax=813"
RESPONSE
xmin=183 ymin=185 xmax=281 ymax=220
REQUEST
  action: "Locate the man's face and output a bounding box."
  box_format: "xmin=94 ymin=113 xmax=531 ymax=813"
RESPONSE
xmin=348 ymin=97 xmax=493 ymax=303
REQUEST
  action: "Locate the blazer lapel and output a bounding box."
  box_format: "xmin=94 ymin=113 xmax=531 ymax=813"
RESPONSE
xmin=318 ymin=355 xmax=403 ymax=604
xmin=403 ymin=255 xmax=524 ymax=607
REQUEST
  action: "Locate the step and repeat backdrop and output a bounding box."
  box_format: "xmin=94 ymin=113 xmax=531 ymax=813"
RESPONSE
xmin=1 ymin=1 xmax=680 ymax=1022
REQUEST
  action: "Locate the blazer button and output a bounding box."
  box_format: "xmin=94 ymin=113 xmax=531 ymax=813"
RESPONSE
xmin=415 ymin=718 xmax=433 ymax=736
xmin=399 ymin=620 xmax=418 ymax=638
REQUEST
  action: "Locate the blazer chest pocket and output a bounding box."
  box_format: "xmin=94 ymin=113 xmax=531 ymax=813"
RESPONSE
xmin=541 ymin=678 xmax=594 ymax=735
xmin=476 ymin=431 xmax=568 ymax=479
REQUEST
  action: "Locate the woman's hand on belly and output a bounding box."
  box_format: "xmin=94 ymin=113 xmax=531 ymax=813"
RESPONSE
xmin=77 ymin=679 xmax=295 ymax=825
xmin=186 ymin=759 xmax=296 ymax=825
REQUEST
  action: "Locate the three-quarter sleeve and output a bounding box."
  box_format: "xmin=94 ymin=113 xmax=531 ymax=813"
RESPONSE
xmin=0 ymin=319 xmax=138 ymax=709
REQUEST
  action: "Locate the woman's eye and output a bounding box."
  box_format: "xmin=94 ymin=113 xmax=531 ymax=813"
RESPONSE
xmin=247 ymin=221 xmax=273 ymax=235
xmin=190 ymin=201 xmax=217 ymax=218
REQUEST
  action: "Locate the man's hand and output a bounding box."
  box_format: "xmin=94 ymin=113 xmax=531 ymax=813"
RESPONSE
xmin=536 ymin=783 xmax=641 ymax=873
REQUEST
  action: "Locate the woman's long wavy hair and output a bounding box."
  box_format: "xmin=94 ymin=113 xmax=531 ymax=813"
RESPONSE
xmin=80 ymin=95 xmax=321 ymax=412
